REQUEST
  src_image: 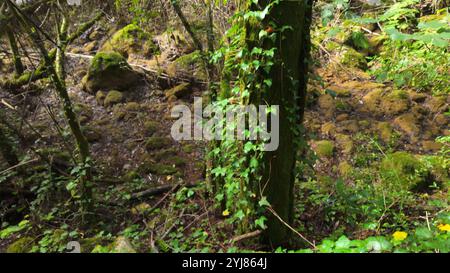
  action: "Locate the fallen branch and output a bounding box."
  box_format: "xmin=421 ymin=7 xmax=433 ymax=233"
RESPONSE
xmin=131 ymin=184 xmax=179 ymax=200
xmin=131 ymin=182 xmax=197 ymax=200
xmin=0 ymin=158 xmax=38 ymax=176
xmin=230 ymin=230 xmax=262 ymax=244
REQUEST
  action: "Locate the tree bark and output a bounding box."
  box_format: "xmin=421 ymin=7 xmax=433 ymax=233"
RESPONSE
xmin=6 ymin=28 xmax=24 ymax=76
xmin=248 ymin=0 xmax=312 ymax=246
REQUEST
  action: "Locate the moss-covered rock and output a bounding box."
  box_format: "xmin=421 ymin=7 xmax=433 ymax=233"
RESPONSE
xmin=427 ymin=96 xmax=447 ymax=114
xmin=339 ymin=45 xmax=367 ymax=70
xmin=161 ymin=29 xmax=194 ymax=54
xmin=166 ymin=51 xmax=207 ymax=81
xmin=314 ymin=140 xmax=335 ymax=158
xmin=339 ymin=120 xmax=359 ymax=134
xmin=95 ymin=91 xmax=106 ymax=105
xmin=124 ymin=102 xmax=140 ymax=111
xmin=362 ymin=89 xmax=410 ymax=117
xmin=101 ymin=24 xmax=158 ymax=58
xmin=318 ymin=94 xmax=335 ymax=118
xmin=37 ymin=148 xmax=71 ymax=165
xmin=145 ymin=137 xmax=171 ymax=150
xmin=435 ymin=114 xmax=450 ymax=127
xmin=104 ymin=90 xmax=124 ymax=107
xmin=393 ymin=113 xmax=420 ymax=138
xmin=407 ymin=90 xmax=427 ymax=103
xmin=321 ymin=122 xmax=337 ymax=136
xmin=82 ymin=51 xmax=141 ymax=93
xmin=112 ymin=106 xmax=127 ymax=121
xmin=7 ymin=237 xmax=34 ymax=253
xmin=380 ymin=152 xmax=430 ymax=192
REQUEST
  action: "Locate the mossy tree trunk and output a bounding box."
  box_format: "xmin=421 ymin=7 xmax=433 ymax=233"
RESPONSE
xmin=247 ymin=0 xmax=313 ymax=246
xmin=6 ymin=0 xmax=93 ymax=217
xmin=6 ymin=27 xmax=24 ymax=76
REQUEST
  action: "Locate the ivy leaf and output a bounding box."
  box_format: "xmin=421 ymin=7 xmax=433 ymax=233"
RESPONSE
xmin=258 ymin=197 xmax=270 ymax=207
xmin=244 ymin=142 xmax=255 ymax=153
xmin=235 ymin=210 xmax=245 ymax=220
xmin=264 ymin=79 xmax=272 ymax=87
xmin=259 ymin=30 xmax=268 ymax=40
xmin=255 ymin=216 xmax=267 ymax=229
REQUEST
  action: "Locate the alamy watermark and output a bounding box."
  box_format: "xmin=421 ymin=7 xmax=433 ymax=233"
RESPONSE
xmin=170 ymin=97 xmax=279 ymax=152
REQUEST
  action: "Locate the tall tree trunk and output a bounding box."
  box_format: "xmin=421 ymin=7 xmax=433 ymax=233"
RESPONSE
xmin=248 ymin=0 xmax=312 ymax=246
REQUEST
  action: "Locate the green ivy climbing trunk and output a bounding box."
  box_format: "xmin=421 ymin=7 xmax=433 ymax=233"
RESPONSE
xmin=250 ymin=0 xmax=313 ymax=246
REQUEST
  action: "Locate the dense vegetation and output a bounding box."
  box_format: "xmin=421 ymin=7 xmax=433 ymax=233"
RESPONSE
xmin=0 ymin=0 xmax=448 ymax=253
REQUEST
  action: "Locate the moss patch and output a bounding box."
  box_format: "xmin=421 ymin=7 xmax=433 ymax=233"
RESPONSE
xmin=104 ymin=90 xmax=124 ymax=107
xmin=338 ymin=161 xmax=353 ymax=178
xmin=393 ymin=113 xmax=420 ymax=138
xmin=96 ymin=91 xmax=106 ymax=105
xmin=145 ymin=137 xmax=171 ymax=150
xmin=318 ymin=94 xmax=335 ymax=118
xmin=339 ymin=46 xmax=367 ymax=70
xmin=377 ymin=122 xmax=394 ymax=143
xmin=362 ymin=89 xmax=410 ymax=117
xmin=7 ymin=237 xmax=34 ymax=253
xmin=335 ymin=134 xmax=353 ymax=155
xmin=314 ymin=140 xmax=335 ymax=158
xmin=380 ymin=152 xmax=430 ymax=192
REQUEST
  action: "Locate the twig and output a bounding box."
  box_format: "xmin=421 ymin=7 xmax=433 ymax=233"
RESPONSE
xmin=0 ymin=158 xmax=38 ymax=175
xmin=230 ymin=230 xmax=262 ymax=244
xmin=267 ymin=206 xmax=316 ymax=248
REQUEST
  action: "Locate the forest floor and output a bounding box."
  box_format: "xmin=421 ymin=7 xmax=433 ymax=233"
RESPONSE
xmin=0 ymin=9 xmax=448 ymax=253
